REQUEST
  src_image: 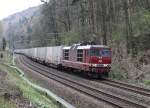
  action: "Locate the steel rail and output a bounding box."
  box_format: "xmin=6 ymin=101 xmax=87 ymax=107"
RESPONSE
xmin=100 ymin=78 xmax=150 ymax=97
xmin=19 ymin=56 xmax=149 ymax=108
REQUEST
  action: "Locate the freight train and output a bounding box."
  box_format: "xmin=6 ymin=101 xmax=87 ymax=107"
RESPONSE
xmin=15 ymin=43 xmax=111 ymax=78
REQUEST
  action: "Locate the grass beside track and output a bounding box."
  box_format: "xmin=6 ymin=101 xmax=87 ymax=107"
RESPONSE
xmin=0 ymin=98 xmax=16 ymax=108
xmin=0 ymin=63 xmax=63 ymax=108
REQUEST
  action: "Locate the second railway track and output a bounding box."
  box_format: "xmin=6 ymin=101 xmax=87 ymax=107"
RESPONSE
xmin=99 ymin=78 xmax=150 ymax=97
xmin=19 ymin=55 xmax=150 ymax=108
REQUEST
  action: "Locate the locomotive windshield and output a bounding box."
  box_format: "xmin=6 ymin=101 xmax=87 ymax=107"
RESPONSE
xmin=90 ymin=48 xmax=111 ymax=57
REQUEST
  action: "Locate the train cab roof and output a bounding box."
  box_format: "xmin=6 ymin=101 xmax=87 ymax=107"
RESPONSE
xmin=63 ymin=45 xmax=109 ymax=50
xmin=77 ymin=45 xmax=109 ymax=49
xmin=63 ymin=46 xmax=71 ymax=50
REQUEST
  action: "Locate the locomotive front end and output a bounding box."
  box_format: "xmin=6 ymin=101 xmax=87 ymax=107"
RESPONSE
xmin=89 ymin=47 xmax=111 ymax=75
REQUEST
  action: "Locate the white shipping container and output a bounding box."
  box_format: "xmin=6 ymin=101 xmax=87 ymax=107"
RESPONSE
xmin=32 ymin=48 xmax=38 ymax=58
xmin=46 ymin=46 xmax=63 ymax=65
xmin=37 ymin=47 xmax=47 ymax=61
xmin=28 ymin=48 xmax=33 ymax=57
xmin=31 ymin=48 xmax=36 ymax=58
xmin=24 ymin=49 xmax=29 ymax=56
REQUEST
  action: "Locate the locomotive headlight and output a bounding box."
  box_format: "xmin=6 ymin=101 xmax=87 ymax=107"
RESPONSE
xmin=105 ymin=64 xmax=111 ymax=67
xmin=92 ymin=64 xmax=111 ymax=67
xmin=92 ymin=64 xmax=97 ymax=67
xmin=92 ymin=64 xmax=103 ymax=67
xmin=103 ymin=64 xmax=107 ymax=67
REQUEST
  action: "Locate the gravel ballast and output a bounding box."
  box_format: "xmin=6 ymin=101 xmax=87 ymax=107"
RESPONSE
xmin=17 ymin=55 xmax=150 ymax=108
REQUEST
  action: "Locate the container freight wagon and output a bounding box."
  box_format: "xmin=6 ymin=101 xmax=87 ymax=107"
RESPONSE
xmin=45 ymin=46 xmax=63 ymax=68
xmin=28 ymin=48 xmax=35 ymax=58
xmin=36 ymin=47 xmax=47 ymax=63
xmin=32 ymin=48 xmax=38 ymax=59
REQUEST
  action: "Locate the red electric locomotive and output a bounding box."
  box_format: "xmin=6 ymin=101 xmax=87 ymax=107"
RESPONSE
xmin=62 ymin=43 xmax=111 ymax=77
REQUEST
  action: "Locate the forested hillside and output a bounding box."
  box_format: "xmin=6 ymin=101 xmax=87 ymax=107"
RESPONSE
xmin=3 ymin=0 xmax=150 ymax=81
xmin=39 ymin=0 xmax=150 ymax=81
xmin=3 ymin=6 xmax=41 ymax=49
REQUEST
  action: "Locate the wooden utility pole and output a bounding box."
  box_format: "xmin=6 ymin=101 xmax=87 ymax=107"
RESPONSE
xmin=101 ymin=0 xmax=107 ymax=45
xmin=123 ymin=0 xmax=133 ymax=54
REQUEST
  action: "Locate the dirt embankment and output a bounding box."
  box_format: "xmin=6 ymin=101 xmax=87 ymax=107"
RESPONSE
xmin=141 ymin=50 xmax=150 ymax=65
xmin=0 ymin=69 xmax=37 ymax=108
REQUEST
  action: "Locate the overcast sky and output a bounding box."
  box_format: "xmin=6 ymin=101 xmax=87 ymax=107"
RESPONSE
xmin=0 ymin=0 xmax=42 ymax=20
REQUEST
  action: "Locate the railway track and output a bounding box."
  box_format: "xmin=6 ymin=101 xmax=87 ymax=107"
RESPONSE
xmin=19 ymin=55 xmax=150 ymax=108
xmin=99 ymin=78 xmax=150 ymax=97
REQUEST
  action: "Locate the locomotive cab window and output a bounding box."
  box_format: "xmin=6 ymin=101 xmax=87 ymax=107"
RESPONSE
xmin=100 ymin=49 xmax=111 ymax=57
xmin=90 ymin=48 xmax=111 ymax=57
xmin=90 ymin=49 xmax=99 ymax=56
xmin=64 ymin=50 xmax=69 ymax=60
xmin=77 ymin=49 xmax=83 ymax=62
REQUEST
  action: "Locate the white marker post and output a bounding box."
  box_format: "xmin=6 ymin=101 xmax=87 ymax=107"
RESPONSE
xmin=12 ymin=50 xmax=15 ymax=65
